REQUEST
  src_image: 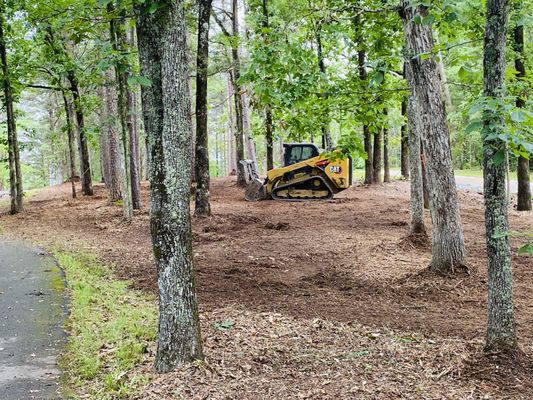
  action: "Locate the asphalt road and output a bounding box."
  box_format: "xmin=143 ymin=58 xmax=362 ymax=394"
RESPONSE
xmin=454 ymin=175 xmax=533 ymax=193
xmin=0 ymin=241 xmax=67 ymax=399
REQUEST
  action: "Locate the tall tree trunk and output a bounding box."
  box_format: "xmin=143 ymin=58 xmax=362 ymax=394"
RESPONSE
xmin=100 ymin=112 xmax=111 ymax=187
xmin=513 ymin=11 xmax=531 ymax=211
xmin=0 ymin=5 xmax=22 ymax=213
xmin=482 ymin=0 xmax=516 ymax=351
xmin=315 ymin=29 xmax=332 ymax=150
xmin=103 ymin=73 xmax=123 ymax=201
xmin=355 ymin=19 xmax=372 ymax=184
xmin=194 ymin=0 xmax=213 ymax=217
xmin=67 ymin=71 xmax=93 ymax=196
xmin=128 ymin=26 xmax=142 ymax=209
xmin=135 ymin=0 xmax=204 ymax=372
xmin=407 ymin=86 xmax=426 ymax=235
xmin=265 ymin=108 xmax=274 ymax=170
xmin=372 ymin=130 xmax=382 ymax=184
xmin=213 ymin=10 xmax=242 ymax=179
xmin=62 ymin=91 xmax=77 ymax=199
xmin=261 ymin=0 xmax=275 ymax=168
xmin=421 ymin=145 xmax=430 ymax=209
xmin=400 ymin=94 xmax=409 ymax=179
xmin=400 ymin=1 xmax=466 ymax=272
xmin=231 ymin=0 xmax=246 ymax=186
xmin=383 ymin=109 xmax=390 ymax=183
xmin=128 ymin=86 xmax=142 ymax=209
xmin=226 ymin=74 xmax=237 ymax=175
xmin=109 ymin=4 xmax=133 ymax=219
xmin=242 ymin=92 xmax=256 ymax=163
xmin=44 ymin=27 xmax=93 ymax=196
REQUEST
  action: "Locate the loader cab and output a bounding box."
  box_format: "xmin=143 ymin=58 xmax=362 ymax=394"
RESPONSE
xmin=283 ymin=143 xmax=320 ymax=167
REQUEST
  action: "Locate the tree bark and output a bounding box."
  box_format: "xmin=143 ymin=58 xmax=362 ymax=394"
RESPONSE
xmin=127 ymin=27 xmax=142 ymax=210
xmin=421 ymin=144 xmax=430 ymax=209
xmin=128 ymin=86 xmax=142 ymax=209
xmin=226 ymin=74 xmax=237 ymax=175
xmin=407 ymin=88 xmax=426 ymax=235
xmin=135 ymin=0 xmax=204 ymax=372
xmin=513 ymin=12 xmax=531 ymax=211
xmin=265 ymin=108 xmax=274 ymax=170
xmin=103 ymin=72 xmax=123 ymax=202
xmin=400 ymin=94 xmax=409 ymax=179
xmin=355 ymin=20 xmax=372 ymax=184
xmin=67 ymin=71 xmax=93 ymax=196
xmin=482 ymin=0 xmax=516 ymax=351
xmin=372 ymin=130 xmax=382 ymax=184
xmin=62 ymin=91 xmax=77 ymax=199
xmin=315 ymin=28 xmax=332 ymax=150
xmin=242 ymin=92 xmax=256 ymax=163
xmin=194 ymin=0 xmax=213 ymax=217
xmin=230 ymin=0 xmax=246 ymax=185
xmin=401 ymin=1 xmax=467 ymax=272
xmin=383 ymin=109 xmax=390 ymax=183
xmin=0 ymin=5 xmax=22 ymax=213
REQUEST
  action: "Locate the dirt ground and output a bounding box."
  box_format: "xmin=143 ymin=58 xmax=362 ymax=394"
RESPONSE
xmin=1 ymin=178 xmax=532 ymax=399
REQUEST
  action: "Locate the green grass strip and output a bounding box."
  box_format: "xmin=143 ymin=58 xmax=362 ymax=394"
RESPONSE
xmin=56 ymin=251 xmax=157 ymax=399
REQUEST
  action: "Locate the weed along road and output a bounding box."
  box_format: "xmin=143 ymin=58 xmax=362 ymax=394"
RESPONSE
xmin=0 ymin=241 xmax=67 ymax=399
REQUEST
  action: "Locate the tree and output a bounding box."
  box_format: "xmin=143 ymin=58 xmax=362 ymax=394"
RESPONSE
xmin=194 ymin=0 xmax=213 ymax=217
xmin=315 ymin=26 xmax=332 ymax=150
xmin=101 ymin=70 xmax=123 ymax=202
xmin=406 ymin=77 xmax=426 ymax=235
xmin=356 ymin=26 xmax=373 ymax=185
xmin=383 ymin=109 xmax=390 ymax=183
xmin=108 ymin=2 xmax=133 ymax=220
xmin=0 ymin=0 xmax=23 ymax=213
xmin=400 ymin=1 xmax=467 ymax=273
xmin=135 ymin=0 xmax=204 ymax=372
xmin=512 ymin=4 xmax=531 ymax=211
xmin=482 ymin=0 xmax=516 ymax=351
xmin=62 ymin=90 xmax=77 ymax=199
xmin=400 ymin=94 xmax=409 ymax=179
xmin=213 ymin=0 xmax=246 ymax=186
xmin=42 ymin=27 xmax=94 ymax=196
xmin=372 ymin=127 xmax=382 ymax=183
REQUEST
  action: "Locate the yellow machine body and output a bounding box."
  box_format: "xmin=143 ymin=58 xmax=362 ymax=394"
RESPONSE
xmin=243 ymin=146 xmax=353 ymax=201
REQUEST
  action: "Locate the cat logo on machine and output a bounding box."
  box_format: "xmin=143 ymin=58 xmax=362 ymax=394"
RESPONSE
xmin=329 ymin=165 xmax=342 ymax=174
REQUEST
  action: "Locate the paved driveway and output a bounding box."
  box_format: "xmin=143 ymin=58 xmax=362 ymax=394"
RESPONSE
xmin=0 ymin=241 xmax=67 ymax=399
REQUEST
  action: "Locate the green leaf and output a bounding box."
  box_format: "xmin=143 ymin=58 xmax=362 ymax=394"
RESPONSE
xmin=421 ymin=15 xmax=435 ymax=25
xmin=493 ymin=231 xmax=508 ymax=239
xmin=518 ymin=243 xmax=533 ymax=256
xmin=214 ymin=319 xmax=235 ymax=331
xmin=465 ymin=120 xmax=483 ymax=134
xmin=510 ymin=110 xmax=526 ymax=123
xmin=370 ymin=71 xmax=384 ymax=86
xmin=458 ymin=66 xmax=473 ymax=81
xmin=492 ymin=149 xmax=506 ymax=165
xmin=127 ymin=75 xmax=152 ymax=87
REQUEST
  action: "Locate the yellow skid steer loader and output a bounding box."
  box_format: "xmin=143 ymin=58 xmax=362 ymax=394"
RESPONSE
xmin=241 ymin=143 xmax=353 ymax=201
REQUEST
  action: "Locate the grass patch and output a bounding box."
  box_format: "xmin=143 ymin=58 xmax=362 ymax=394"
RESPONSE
xmin=0 ymin=188 xmax=40 ymax=210
xmin=455 ymin=169 xmax=518 ymax=180
xmin=56 ymin=251 xmax=157 ymax=399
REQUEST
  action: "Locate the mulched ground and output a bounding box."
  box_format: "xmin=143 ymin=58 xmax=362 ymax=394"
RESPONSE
xmin=1 ymin=177 xmax=532 ymax=399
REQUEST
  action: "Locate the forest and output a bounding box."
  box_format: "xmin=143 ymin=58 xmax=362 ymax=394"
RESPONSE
xmin=0 ymin=0 xmax=532 ymax=398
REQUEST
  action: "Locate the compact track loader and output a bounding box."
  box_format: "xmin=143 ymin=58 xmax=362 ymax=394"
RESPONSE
xmin=241 ymin=143 xmax=353 ymax=201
